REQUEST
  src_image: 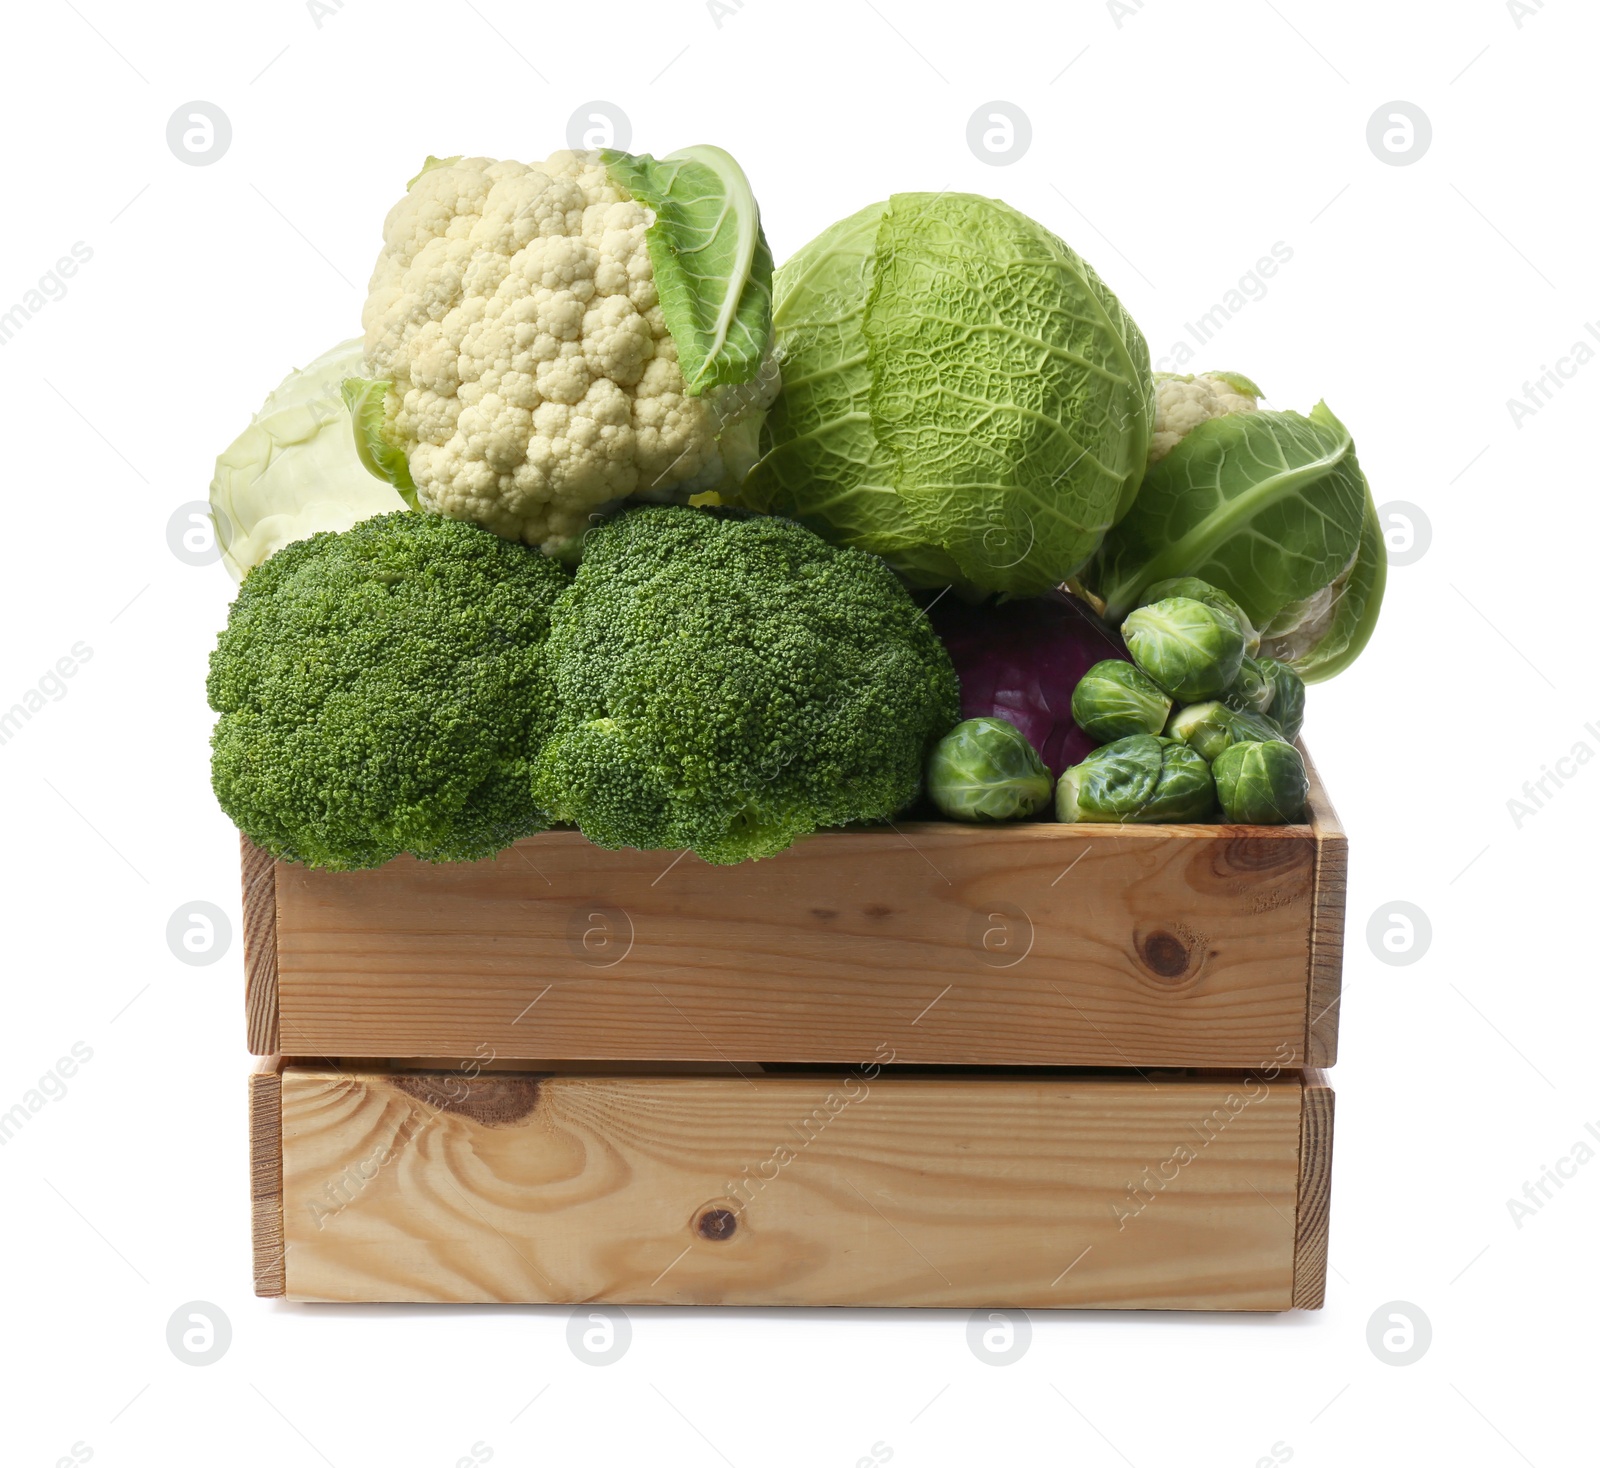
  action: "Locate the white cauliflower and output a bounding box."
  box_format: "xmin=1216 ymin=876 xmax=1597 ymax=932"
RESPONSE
xmin=1148 ymin=371 xmax=1261 ymax=462
xmin=362 ymin=151 xmax=736 ymax=552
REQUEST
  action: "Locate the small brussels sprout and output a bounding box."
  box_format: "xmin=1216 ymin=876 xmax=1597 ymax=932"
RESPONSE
xmin=1140 ymin=576 xmax=1260 ymax=656
xmin=1258 ymin=658 xmax=1306 ymax=742
xmin=927 ymin=716 xmax=1053 ymax=823
xmin=1056 ymin=735 xmax=1215 ymax=825
xmin=1070 ymin=659 xmax=1172 ymax=743
xmin=1223 ymin=656 xmax=1276 ymax=715
xmin=1166 ymin=702 xmax=1283 ymax=763
xmin=1213 ymin=740 xmax=1309 ymax=824
xmin=1121 ymin=596 xmax=1246 ymax=702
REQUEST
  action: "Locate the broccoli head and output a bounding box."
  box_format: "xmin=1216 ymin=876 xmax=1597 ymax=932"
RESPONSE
xmin=530 ymin=505 xmax=960 ymax=863
xmin=208 ymin=511 xmax=569 ymax=869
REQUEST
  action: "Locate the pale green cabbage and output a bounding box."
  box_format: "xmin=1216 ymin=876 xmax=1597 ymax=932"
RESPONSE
xmin=741 ymin=193 xmax=1154 ymax=595
xmin=210 ymin=339 xmax=410 ymax=581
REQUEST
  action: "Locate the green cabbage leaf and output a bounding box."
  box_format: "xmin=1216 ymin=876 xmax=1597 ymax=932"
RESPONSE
xmin=1087 ymin=402 xmax=1385 ymax=681
xmin=601 ymin=145 xmax=775 ymax=396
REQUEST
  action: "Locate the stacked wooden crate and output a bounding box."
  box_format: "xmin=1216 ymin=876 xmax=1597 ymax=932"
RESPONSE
xmin=244 ymin=759 xmax=1343 ymax=1309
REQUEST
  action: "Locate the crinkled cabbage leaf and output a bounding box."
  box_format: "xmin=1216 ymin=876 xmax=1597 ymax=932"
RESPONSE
xmin=742 ymin=193 xmax=1153 ymax=595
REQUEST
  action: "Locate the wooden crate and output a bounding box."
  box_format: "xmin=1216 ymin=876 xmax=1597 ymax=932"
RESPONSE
xmin=249 ymin=1058 xmax=1333 ymax=1309
xmin=241 ymin=756 xmax=1345 ymax=1070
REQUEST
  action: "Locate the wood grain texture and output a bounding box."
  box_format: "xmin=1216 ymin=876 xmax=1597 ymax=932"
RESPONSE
xmin=265 ymin=775 xmax=1343 ymax=1067
xmin=275 ymin=1064 xmax=1309 ymax=1309
xmin=1303 ymin=754 xmax=1346 ymax=1068
xmin=249 ymin=1056 xmax=286 ymax=1298
xmin=241 ymin=835 xmax=280 ymax=1056
xmin=1292 ymin=1068 xmax=1334 ymax=1310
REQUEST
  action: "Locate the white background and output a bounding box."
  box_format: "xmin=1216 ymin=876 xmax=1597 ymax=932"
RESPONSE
xmin=1 ymin=0 xmax=1593 ymax=1463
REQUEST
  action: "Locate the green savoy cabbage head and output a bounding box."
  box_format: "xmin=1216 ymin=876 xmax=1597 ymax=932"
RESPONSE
xmin=740 ymin=193 xmax=1153 ymax=595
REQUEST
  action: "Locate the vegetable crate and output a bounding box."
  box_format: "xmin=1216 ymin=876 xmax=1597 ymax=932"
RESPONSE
xmin=244 ymin=758 xmax=1344 ymax=1310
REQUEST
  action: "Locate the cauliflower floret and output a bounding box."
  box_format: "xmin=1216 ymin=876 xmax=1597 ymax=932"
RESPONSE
xmin=1149 ymin=372 xmax=1261 ymax=463
xmin=363 ymin=152 xmax=727 ymax=551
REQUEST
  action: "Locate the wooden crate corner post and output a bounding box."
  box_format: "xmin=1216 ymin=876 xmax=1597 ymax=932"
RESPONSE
xmin=1304 ymin=752 xmax=1347 ymax=1069
xmin=249 ymin=1055 xmax=286 ymax=1298
xmin=241 ymin=835 xmax=281 ymax=1056
xmin=1292 ymin=1069 xmax=1334 ymax=1309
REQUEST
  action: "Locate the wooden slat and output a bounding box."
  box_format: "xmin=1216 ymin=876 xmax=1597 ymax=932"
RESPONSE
xmin=241 ymin=834 xmax=280 ymax=1055
xmin=268 ymin=815 xmax=1326 ymax=1068
xmin=249 ymin=1055 xmax=286 ymax=1298
xmin=1303 ymin=754 xmax=1346 ymax=1068
xmin=275 ymin=1064 xmax=1308 ymax=1309
xmin=1292 ymin=1068 xmax=1334 ymax=1309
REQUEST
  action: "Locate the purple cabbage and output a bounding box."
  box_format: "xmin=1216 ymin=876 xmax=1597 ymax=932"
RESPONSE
xmin=927 ymin=590 xmax=1127 ymax=778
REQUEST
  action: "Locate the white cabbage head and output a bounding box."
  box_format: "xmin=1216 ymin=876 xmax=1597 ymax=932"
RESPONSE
xmin=210 ymin=339 xmax=409 ymax=581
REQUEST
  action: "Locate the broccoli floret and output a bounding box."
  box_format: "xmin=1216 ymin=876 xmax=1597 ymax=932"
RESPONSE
xmin=207 ymin=511 xmax=569 ymax=869
xmin=530 ymin=505 xmax=959 ymax=864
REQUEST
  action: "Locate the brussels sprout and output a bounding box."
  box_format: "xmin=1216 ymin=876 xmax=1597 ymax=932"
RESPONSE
xmin=1056 ymin=735 xmax=1215 ymax=824
xmin=1166 ymin=701 xmax=1283 ymax=763
xmin=927 ymin=716 xmax=1053 ymax=823
xmin=1213 ymin=740 xmax=1309 ymax=824
xmin=1258 ymin=658 xmax=1306 ymax=742
xmin=1121 ymin=596 xmax=1246 ymax=702
xmin=1070 ymin=659 xmax=1172 ymax=743
xmin=1140 ymin=577 xmax=1261 ymax=656
xmin=1223 ymin=656 xmax=1275 ymax=714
